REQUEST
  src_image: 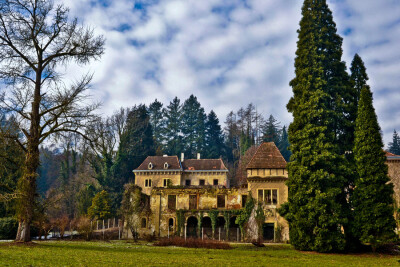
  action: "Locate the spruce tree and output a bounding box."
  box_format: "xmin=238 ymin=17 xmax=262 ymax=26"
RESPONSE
xmin=278 ymin=126 xmax=291 ymax=162
xmin=281 ymin=0 xmax=350 ymax=252
xmin=388 ymin=130 xmax=400 ymax=155
xmin=148 ymin=99 xmax=164 ymax=151
xmin=163 ymin=97 xmax=183 ymax=156
xmin=352 ymin=88 xmax=396 ymax=251
xmin=113 ymin=105 xmax=155 ymax=190
xmin=181 ymin=95 xmax=206 ymax=158
xmin=263 ymin=114 xmax=281 ymax=145
xmin=205 ymin=110 xmax=225 ymax=159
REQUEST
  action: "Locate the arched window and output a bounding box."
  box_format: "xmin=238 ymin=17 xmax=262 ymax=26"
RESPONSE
xmin=148 ymin=162 xmax=153 ymax=169
xmin=141 ymin=218 xmax=147 ymax=228
xmin=164 ymin=162 xmax=169 ymax=169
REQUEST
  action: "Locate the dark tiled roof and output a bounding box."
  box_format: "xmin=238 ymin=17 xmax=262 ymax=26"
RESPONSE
xmin=182 ymin=159 xmax=228 ymax=171
xmin=135 ymin=156 xmax=181 ymax=171
xmin=246 ymin=142 xmax=287 ymax=169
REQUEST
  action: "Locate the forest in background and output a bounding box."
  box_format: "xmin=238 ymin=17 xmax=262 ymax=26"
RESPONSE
xmin=0 ymin=94 xmax=291 ymax=224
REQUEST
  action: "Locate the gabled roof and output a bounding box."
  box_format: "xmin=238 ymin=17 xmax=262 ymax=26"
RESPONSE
xmin=246 ymin=142 xmax=287 ymax=169
xmin=182 ymin=159 xmax=228 ymax=171
xmin=134 ymin=156 xmax=181 ymax=171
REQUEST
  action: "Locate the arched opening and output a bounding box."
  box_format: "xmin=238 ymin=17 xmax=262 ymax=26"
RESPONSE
xmin=186 ymin=216 xmax=198 ymax=237
xmin=216 ymin=217 xmax=225 ymax=228
xmin=201 ymin=216 xmax=212 ymax=228
xmin=169 ymin=218 xmax=174 ymax=230
xmin=229 ymin=216 xmax=239 ymax=241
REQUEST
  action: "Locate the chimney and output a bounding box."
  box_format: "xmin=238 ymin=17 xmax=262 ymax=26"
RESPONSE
xmin=181 ymin=153 xmax=184 ymax=162
xmin=197 ymin=153 xmax=200 ymax=159
xmin=163 ymin=154 xmax=168 ymax=157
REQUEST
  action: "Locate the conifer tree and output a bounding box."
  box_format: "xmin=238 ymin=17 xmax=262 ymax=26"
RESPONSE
xmin=278 ymin=126 xmax=291 ymax=162
xmin=281 ymin=0 xmax=350 ymax=252
xmin=352 ymin=88 xmax=396 ymax=251
xmin=205 ymin=111 xmax=225 ymax=159
xmin=148 ymin=99 xmax=164 ymax=151
xmin=181 ymin=95 xmax=206 ymax=158
xmin=388 ymin=130 xmax=400 ymax=155
xmin=263 ymin=115 xmax=281 ymax=145
xmin=163 ymin=97 xmax=183 ymax=156
xmin=113 ymin=105 xmax=155 ymax=190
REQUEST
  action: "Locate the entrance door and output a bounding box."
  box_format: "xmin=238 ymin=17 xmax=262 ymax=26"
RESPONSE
xmin=262 ymin=223 xmax=275 ymax=241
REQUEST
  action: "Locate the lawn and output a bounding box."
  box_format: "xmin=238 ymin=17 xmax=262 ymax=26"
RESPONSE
xmin=0 ymin=240 xmax=398 ymax=266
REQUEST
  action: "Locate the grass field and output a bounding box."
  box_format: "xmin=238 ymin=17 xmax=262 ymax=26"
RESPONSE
xmin=0 ymin=240 xmax=398 ymax=266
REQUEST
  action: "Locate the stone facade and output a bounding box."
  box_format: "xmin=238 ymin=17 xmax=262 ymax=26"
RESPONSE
xmin=127 ymin=143 xmax=290 ymax=242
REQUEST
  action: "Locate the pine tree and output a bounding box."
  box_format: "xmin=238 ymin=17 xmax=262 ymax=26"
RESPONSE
xmin=281 ymin=0 xmax=350 ymax=252
xmin=263 ymin=114 xmax=281 ymax=145
xmin=113 ymin=105 xmax=155 ymax=191
xmin=388 ymin=130 xmax=400 ymax=155
xmin=352 ymin=88 xmax=396 ymax=251
xmin=278 ymin=126 xmax=291 ymax=162
xmin=148 ymin=99 xmax=164 ymax=152
xmin=205 ymin=111 xmax=225 ymax=159
xmin=163 ymin=97 xmax=183 ymax=156
xmin=181 ymin=95 xmax=206 ymax=158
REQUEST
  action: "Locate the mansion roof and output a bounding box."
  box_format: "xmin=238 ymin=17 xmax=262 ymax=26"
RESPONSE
xmin=247 ymin=142 xmax=287 ymax=169
xmin=134 ymin=156 xmax=228 ymax=172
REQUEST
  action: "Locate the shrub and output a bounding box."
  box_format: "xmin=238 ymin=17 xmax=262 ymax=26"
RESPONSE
xmin=154 ymin=237 xmax=231 ymax=249
xmin=0 ymin=217 xmax=18 ymax=240
xmin=76 ymin=216 xmax=93 ymax=241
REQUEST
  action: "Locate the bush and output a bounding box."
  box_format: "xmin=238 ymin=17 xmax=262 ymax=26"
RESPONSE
xmin=0 ymin=217 xmax=18 ymax=240
xmin=76 ymin=216 xmax=93 ymax=241
xmin=154 ymin=237 xmax=231 ymax=249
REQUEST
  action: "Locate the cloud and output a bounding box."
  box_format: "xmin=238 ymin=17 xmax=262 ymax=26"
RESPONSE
xmin=55 ymin=0 xmax=399 ymax=146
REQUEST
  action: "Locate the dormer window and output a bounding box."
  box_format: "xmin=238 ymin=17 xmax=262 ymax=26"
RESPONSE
xmin=148 ymin=162 xmax=153 ymax=169
xmin=164 ymin=162 xmax=169 ymax=169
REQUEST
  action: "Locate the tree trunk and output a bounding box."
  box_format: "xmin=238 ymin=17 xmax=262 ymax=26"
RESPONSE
xmin=15 ymin=68 xmax=42 ymax=242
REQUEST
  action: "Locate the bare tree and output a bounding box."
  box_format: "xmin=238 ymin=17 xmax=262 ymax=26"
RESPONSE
xmin=0 ymin=0 xmax=105 ymax=241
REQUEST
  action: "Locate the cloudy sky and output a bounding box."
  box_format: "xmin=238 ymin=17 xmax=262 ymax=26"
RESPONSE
xmin=60 ymin=0 xmax=400 ymax=146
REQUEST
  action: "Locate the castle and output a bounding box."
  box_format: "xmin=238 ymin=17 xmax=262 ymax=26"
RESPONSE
xmin=127 ymin=142 xmax=289 ymax=241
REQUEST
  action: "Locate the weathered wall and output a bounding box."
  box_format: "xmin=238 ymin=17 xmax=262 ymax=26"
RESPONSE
xmin=181 ymin=172 xmax=228 ymax=187
xmin=247 ymin=178 xmax=289 ymax=241
xmin=387 ymin=160 xmax=400 ymax=206
xmin=135 ymin=171 xmax=182 ymax=195
xmin=247 ymin=168 xmax=287 ymax=178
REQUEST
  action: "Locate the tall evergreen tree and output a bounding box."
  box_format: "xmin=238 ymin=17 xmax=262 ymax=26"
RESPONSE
xmin=352 ymin=88 xmax=396 ymax=251
xmin=163 ymin=97 xmax=182 ymax=156
xmin=281 ymin=0 xmax=350 ymax=252
xmin=388 ymin=130 xmax=400 ymax=155
xmin=263 ymin=115 xmax=281 ymax=145
xmin=205 ymin=111 xmax=225 ymax=159
xmin=148 ymin=99 xmax=164 ymax=153
xmin=181 ymin=95 xmax=206 ymax=158
xmin=113 ymin=105 xmax=155 ymax=191
xmin=278 ymin=126 xmax=291 ymax=162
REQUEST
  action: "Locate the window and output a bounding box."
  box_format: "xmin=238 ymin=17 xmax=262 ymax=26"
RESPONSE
xmin=164 ymin=162 xmax=169 ymax=169
xmin=217 ymin=194 xmax=225 ymax=208
xmin=213 ymin=179 xmax=218 ymax=186
xmin=189 ymin=195 xmax=198 ymax=209
xmin=163 ymin=179 xmax=171 ymax=187
xmin=168 ymin=195 xmax=177 ymax=210
xmin=258 ymin=189 xmax=278 ymax=205
xmin=141 ymin=218 xmax=147 ymax=228
xmin=185 ymin=179 xmax=191 ymax=186
xmin=199 ymin=179 xmax=205 ymax=186
xmin=242 ymin=195 xmax=247 ymax=208
xmin=145 ymin=179 xmax=152 ymax=187
xmin=148 ymin=162 xmax=153 ymax=169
